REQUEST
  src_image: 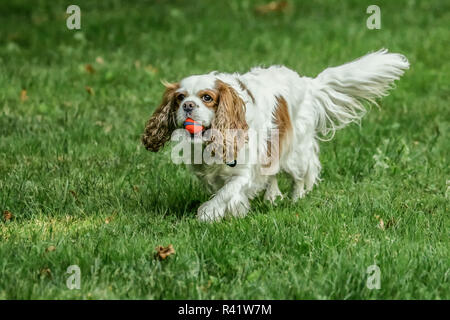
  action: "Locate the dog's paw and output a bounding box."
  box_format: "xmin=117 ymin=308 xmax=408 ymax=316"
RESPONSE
xmin=291 ymin=190 xmax=305 ymax=202
xmin=291 ymin=181 xmax=307 ymax=202
xmin=264 ymin=187 xmax=284 ymax=205
xmin=197 ymin=200 xmax=225 ymax=222
xmin=227 ymin=196 xmax=250 ymax=218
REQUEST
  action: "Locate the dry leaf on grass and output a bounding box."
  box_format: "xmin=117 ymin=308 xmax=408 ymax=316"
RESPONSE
xmin=385 ymin=218 xmax=396 ymax=229
xmin=103 ymin=124 xmax=112 ymax=133
xmin=378 ymin=218 xmax=385 ymax=230
xmin=3 ymin=210 xmax=13 ymax=221
xmin=105 ymin=216 xmax=113 ymax=224
xmin=375 ymin=215 xmax=385 ymax=230
xmin=375 ymin=214 xmax=396 ymax=230
xmin=20 ymin=89 xmax=28 ymax=102
xmin=375 ymin=215 xmax=397 ymax=230
xmin=39 ymin=268 xmax=52 ymax=278
xmin=45 ymin=245 xmax=56 ymax=253
xmin=105 ymin=211 xmax=117 ymax=224
xmin=255 ymin=1 xmax=288 ymax=14
xmin=144 ymin=64 xmax=158 ymax=74
xmin=85 ymin=86 xmax=94 ymax=95
xmin=85 ymin=64 xmax=95 ymax=74
xmin=155 ymin=244 xmax=175 ymax=260
xmin=69 ymin=190 xmax=78 ymax=199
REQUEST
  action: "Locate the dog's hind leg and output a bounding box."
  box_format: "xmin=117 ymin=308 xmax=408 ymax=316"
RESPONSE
xmin=284 ymin=139 xmax=321 ymax=202
xmin=291 ymin=179 xmax=305 ymax=201
xmin=291 ymin=163 xmax=319 ymax=201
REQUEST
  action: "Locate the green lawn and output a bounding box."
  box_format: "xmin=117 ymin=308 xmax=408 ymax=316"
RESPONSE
xmin=0 ymin=0 xmax=448 ymax=299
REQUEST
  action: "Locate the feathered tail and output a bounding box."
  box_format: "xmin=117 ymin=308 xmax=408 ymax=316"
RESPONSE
xmin=310 ymin=49 xmax=409 ymax=140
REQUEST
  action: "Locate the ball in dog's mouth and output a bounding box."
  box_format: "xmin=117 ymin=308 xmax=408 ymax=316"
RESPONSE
xmin=183 ymin=118 xmax=205 ymax=134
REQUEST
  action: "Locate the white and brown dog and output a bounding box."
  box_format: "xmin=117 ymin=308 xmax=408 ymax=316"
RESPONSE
xmin=142 ymin=49 xmax=409 ymax=222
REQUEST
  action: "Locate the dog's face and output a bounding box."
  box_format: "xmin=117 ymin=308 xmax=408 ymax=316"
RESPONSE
xmin=175 ymin=74 xmax=219 ymax=128
xmin=142 ymin=74 xmax=248 ymax=161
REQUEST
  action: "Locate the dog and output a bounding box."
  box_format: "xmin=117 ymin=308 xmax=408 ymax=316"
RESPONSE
xmin=142 ymin=49 xmax=409 ymax=221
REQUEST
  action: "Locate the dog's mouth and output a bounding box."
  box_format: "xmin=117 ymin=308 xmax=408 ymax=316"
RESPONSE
xmin=180 ymin=118 xmax=210 ymax=137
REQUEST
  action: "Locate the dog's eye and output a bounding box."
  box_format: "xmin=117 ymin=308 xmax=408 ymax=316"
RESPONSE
xmin=177 ymin=94 xmax=185 ymax=101
xmin=202 ymin=94 xmax=212 ymax=102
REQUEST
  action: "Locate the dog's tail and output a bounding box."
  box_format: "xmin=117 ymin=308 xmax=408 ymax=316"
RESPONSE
xmin=309 ymin=49 xmax=409 ymax=140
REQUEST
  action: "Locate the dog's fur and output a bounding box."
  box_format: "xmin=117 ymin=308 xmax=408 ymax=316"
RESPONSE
xmin=142 ymin=49 xmax=409 ymax=221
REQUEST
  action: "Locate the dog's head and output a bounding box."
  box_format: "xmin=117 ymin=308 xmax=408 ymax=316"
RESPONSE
xmin=142 ymin=74 xmax=248 ymax=161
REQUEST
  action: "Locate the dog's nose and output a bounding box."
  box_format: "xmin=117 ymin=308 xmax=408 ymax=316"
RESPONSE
xmin=182 ymin=101 xmax=196 ymax=113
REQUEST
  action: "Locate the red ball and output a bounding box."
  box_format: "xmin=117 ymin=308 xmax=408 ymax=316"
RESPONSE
xmin=183 ymin=118 xmax=204 ymax=134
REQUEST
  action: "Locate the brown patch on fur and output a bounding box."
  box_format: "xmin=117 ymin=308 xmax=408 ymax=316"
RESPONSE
xmin=274 ymin=95 xmax=292 ymax=154
xmin=197 ymin=89 xmax=219 ymax=109
xmin=209 ymin=80 xmax=248 ymax=162
xmin=264 ymin=96 xmax=292 ymax=167
xmin=237 ymin=79 xmax=255 ymax=104
xmin=141 ymin=81 xmax=180 ymax=152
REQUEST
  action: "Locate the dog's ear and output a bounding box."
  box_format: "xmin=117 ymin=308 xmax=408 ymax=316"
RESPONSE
xmin=142 ymin=81 xmax=179 ymax=152
xmin=209 ymin=80 xmax=248 ymax=162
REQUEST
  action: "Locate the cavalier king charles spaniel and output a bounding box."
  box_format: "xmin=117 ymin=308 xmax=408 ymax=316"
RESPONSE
xmin=142 ymin=49 xmax=409 ymax=222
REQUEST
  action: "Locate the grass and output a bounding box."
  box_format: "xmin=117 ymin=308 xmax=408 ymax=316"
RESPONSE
xmin=0 ymin=0 xmax=449 ymax=299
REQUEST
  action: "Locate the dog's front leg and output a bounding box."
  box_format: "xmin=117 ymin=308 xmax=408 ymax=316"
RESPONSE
xmin=197 ymin=175 xmax=249 ymax=222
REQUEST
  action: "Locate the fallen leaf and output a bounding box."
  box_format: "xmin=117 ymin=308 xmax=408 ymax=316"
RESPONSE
xmin=144 ymin=64 xmax=158 ymax=74
xmin=255 ymin=1 xmax=288 ymax=14
xmin=20 ymin=89 xmax=28 ymax=102
xmin=69 ymin=190 xmax=78 ymax=199
xmin=45 ymin=245 xmax=56 ymax=252
xmin=385 ymin=218 xmax=396 ymax=229
xmin=374 ymin=214 xmax=395 ymax=230
xmin=3 ymin=210 xmax=13 ymax=221
xmin=103 ymin=124 xmax=112 ymax=133
xmin=85 ymin=64 xmax=95 ymax=74
xmin=85 ymin=86 xmax=94 ymax=95
xmin=378 ymin=218 xmax=385 ymax=230
xmin=155 ymin=244 xmax=175 ymax=260
xmin=105 ymin=211 xmax=118 ymax=224
xmin=39 ymin=268 xmax=52 ymax=277
xmin=95 ymin=56 xmax=104 ymax=64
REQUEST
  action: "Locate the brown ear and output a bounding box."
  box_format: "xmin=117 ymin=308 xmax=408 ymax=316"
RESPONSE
xmin=210 ymin=80 xmax=248 ymax=162
xmin=142 ymin=81 xmax=179 ymax=152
